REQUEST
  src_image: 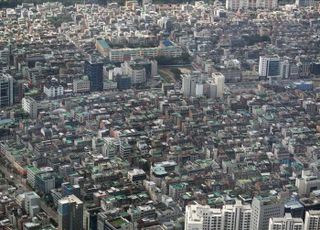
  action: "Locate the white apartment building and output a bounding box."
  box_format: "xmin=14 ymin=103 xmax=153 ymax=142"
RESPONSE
xmin=304 ymin=210 xmax=320 ymax=230
xmin=195 ymin=83 xmax=204 ymax=97
xmin=226 ymin=0 xmax=252 ymax=10
xmin=280 ymin=60 xmax=290 ymax=79
xmin=43 ymin=79 xmax=64 ymax=98
xmin=182 ymin=72 xmax=224 ymax=99
xmin=250 ymin=196 xmax=284 ymax=230
xmin=185 ymin=198 xmax=320 ymax=230
xmin=22 ymin=97 xmax=50 ymax=119
xmin=26 ymin=166 xmax=40 ymax=189
xmin=73 ymin=77 xmax=90 ymax=93
xmin=151 ymin=59 xmax=158 ymax=77
xmin=24 ymin=192 xmax=40 ymax=217
xmin=205 ymin=80 xmax=218 ymax=99
xmin=226 ymin=0 xmax=278 ymax=10
xmin=295 ymin=170 xmax=320 ymax=196
xmin=185 ymin=200 xmax=251 ymax=230
xmin=268 ymin=213 xmax=303 ymax=230
xmin=223 ymin=200 xmax=252 ymax=230
xmin=130 ymin=66 xmax=146 ymax=85
xmin=22 ymin=96 xmax=39 ymax=119
xmin=256 ymin=0 xmax=278 ymax=8
xmin=212 ymin=72 xmax=225 ymax=98
xmin=182 ymin=72 xmax=201 ymax=97
xmin=103 ymin=80 xmax=117 ymax=91
xmin=122 ymin=61 xmax=147 ymax=85
xmin=185 ymin=204 xmax=222 ymax=230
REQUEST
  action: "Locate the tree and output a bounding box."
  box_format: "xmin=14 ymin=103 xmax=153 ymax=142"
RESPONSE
xmin=242 ymin=34 xmax=271 ymax=46
xmin=47 ymin=14 xmax=73 ymax=28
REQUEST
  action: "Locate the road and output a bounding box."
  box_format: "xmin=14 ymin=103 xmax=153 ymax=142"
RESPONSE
xmin=0 ymin=164 xmax=58 ymax=223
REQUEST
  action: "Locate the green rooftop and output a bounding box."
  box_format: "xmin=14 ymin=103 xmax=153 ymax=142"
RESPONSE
xmin=170 ymin=182 xmax=188 ymax=190
xmin=110 ymin=217 xmax=128 ymax=228
xmin=26 ymin=165 xmax=40 ymax=174
xmin=152 ymin=166 xmax=167 ymax=176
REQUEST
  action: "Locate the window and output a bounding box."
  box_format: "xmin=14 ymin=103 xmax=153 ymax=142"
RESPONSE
xmin=1 ymin=88 xmax=8 ymax=97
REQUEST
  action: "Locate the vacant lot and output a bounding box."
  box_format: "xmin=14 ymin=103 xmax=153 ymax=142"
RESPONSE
xmin=159 ymin=67 xmax=192 ymax=83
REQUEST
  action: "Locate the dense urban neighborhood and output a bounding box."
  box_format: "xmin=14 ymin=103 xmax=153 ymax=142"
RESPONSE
xmin=0 ymin=0 xmax=320 ymax=230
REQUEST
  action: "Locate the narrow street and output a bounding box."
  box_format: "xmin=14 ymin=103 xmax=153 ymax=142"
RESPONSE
xmin=0 ymin=163 xmax=58 ymax=223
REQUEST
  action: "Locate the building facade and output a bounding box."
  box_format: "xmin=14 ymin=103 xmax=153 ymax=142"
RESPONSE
xmin=268 ymin=213 xmax=303 ymax=230
xmin=122 ymin=62 xmax=147 ymax=85
xmin=182 ymin=72 xmax=200 ymax=97
xmin=73 ymin=77 xmax=90 ymax=93
xmin=43 ymin=79 xmax=64 ymax=98
xmin=295 ymin=170 xmax=320 ymax=196
xmin=295 ymin=0 xmax=314 ymax=7
xmin=0 ymin=73 xmax=14 ymax=107
xmin=185 ymin=200 xmax=252 ymax=230
xmin=58 ymin=195 xmax=83 ymax=230
xmin=96 ymin=39 xmax=182 ymax=63
xmin=250 ymin=196 xmax=284 ymax=230
xmin=185 ymin=204 xmax=222 ymax=230
xmin=223 ymin=200 xmax=252 ymax=230
xmin=22 ymin=96 xmax=39 ymax=119
xmin=226 ymin=0 xmax=278 ymax=10
xmin=212 ymin=72 xmax=225 ymax=98
xmin=84 ymin=60 xmax=104 ymax=91
xmin=304 ymin=210 xmax=320 ymax=230
xmin=24 ymin=192 xmax=40 ymax=217
xmin=259 ymin=56 xmax=281 ymax=83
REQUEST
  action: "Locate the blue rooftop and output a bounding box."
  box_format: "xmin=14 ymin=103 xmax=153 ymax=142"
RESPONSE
xmin=163 ymin=40 xmax=173 ymax=47
xmin=285 ymin=199 xmax=304 ymax=209
xmin=0 ymin=119 xmax=14 ymax=125
xmin=97 ymin=39 xmax=110 ymax=49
